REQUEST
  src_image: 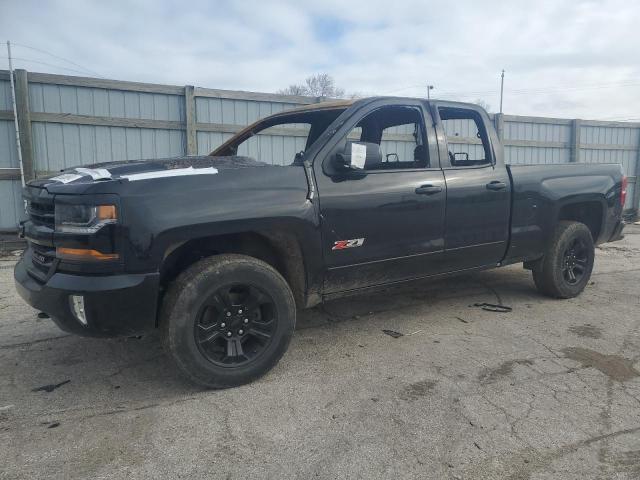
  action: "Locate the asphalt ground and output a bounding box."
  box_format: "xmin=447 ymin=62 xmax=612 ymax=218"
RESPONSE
xmin=1 ymin=225 xmax=639 ymax=479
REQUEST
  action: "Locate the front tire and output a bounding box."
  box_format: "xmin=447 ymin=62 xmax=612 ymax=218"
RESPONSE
xmin=161 ymin=254 xmax=296 ymax=388
xmin=532 ymin=221 xmax=595 ymax=299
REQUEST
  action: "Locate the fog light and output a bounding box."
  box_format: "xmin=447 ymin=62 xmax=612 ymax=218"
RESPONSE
xmin=69 ymin=295 xmax=87 ymax=326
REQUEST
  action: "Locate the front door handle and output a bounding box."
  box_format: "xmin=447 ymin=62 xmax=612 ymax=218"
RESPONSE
xmin=486 ymin=181 xmax=507 ymax=191
xmin=415 ymin=184 xmax=443 ymax=195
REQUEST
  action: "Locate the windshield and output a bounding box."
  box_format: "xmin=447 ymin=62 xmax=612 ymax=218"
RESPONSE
xmin=209 ymin=106 xmax=347 ymax=164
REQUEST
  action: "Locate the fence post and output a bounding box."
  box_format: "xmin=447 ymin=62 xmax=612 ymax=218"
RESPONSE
xmin=14 ymin=69 xmax=35 ymax=180
xmin=184 ymin=85 xmax=197 ymax=155
xmin=570 ymin=119 xmax=581 ymax=163
xmin=633 ymin=132 xmax=640 ymax=218
xmin=494 ymin=113 xmax=504 ymax=141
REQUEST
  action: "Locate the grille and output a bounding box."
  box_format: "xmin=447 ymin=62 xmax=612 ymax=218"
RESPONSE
xmin=24 ymin=188 xmax=56 ymax=278
xmin=31 ymin=243 xmax=55 ymax=274
xmin=27 ymin=200 xmax=55 ymax=228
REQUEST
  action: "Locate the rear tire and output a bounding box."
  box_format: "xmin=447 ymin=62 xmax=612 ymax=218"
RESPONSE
xmin=532 ymin=221 xmax=595 ymax=299
xmin=161 ymin=254 xmax=296 ymax=388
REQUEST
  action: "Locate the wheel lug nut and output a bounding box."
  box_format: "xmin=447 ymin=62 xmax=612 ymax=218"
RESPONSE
xmin=226 ymin=331 xmax=232 ymax=337
xmin=238 ymin=329 xmax=244 ymax=335
xmin=226 ymin=312 xmax=232 ymax=317
xmin=221 ymin=322 xmax=226 ymax=328
xmin=238 ymin=309 xmax=243 ymax=314
xmin=243 ymin=318 xmax=249 ymax=324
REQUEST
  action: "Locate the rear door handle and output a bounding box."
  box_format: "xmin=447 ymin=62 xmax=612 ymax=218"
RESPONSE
xmin=486 ymin=181 xmax=507 ymax=191
xmin=415 ymin=184 xmax=443 ymax=195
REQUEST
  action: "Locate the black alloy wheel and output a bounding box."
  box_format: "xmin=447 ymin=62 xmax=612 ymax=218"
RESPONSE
xmin=161 ymin=254 xmax=296 ymax=389
xmin=532 ymin=221 xmax=595 ymax=299
xmin=561 ymin=237 xmax=589 ymax=285
xmin=195 ymin=284 xmax=277 ymax=367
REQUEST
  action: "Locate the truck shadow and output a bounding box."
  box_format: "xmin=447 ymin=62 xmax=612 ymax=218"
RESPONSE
xmin=15 ymin=265 xmax=537 ymax=407
xmin=297 ymin=265 xmax=535 ymax=329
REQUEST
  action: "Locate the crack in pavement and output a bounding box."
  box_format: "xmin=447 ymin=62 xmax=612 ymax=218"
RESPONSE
xmin=0 ymin=334 xmax=72 ymax=350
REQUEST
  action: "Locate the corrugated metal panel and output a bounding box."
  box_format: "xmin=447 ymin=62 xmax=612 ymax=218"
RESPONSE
xmin=31 ymin=123 xmax=185 ymax=172
xmin=625 ymin=183 xmax=636 ymax=210
xmin=580 ymin=124 xmax=638 ymax=178
xmin=581 ymin=125 xmax=639 ymax=147
xmin=503 ymin=119 xmax=572 ymax=164
xmin=505 ymin=120 xmax=571 ymax=143
xmin=581 ymin=148 xmax=636 ymax=177
xmin=0 ymin=180 xmax=23 ymax=230
xmin=28 ymin=83 xmax=184 ymax=121
xmin=505 ymin=145 xmax=571 ymax=164
xmin=0 ymin=78 xmax=21 ymax=229
xmin=0 ymin=80 xmax=12 ymax=110
xmin=0 ymin=120 xmax=18 ymax=168
xmin=195 ymin=98 xmax=300 ymax=125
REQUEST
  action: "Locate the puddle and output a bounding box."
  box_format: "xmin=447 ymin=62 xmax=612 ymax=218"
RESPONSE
xmin=479 ymin=359 xmax=533 ymax=383
xmin=562 ymin=347 xmax=639 ymax=382
xmin=568 ymin=324 xmax=603 ymax=339
xmin=399 ymin=380 xmax=436 ymax=401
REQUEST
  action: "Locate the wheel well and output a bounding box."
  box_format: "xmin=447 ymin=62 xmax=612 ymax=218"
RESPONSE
xmin=159 ymin=231 xmax=307 ymax=309
xmin=558 ymin=202 xmax=603 ymax=241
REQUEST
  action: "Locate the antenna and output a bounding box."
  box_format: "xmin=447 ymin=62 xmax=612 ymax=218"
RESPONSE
xmin=499 ymin=70 xmax=505 ymax=113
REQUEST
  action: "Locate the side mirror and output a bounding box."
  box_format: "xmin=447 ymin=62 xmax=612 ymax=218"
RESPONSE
xmin=334 ymin=152 xmax=353 ymax=170
xmin=333 ymin=141 xmax=383 ymax=171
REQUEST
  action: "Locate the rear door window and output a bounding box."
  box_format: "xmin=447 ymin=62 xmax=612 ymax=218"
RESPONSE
xmin=439 ymin=107 xmax=492 ymax=167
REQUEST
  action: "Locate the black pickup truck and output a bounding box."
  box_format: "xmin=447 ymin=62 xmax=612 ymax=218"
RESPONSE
xmin=14 ymin=97 xmax=627 ymax=388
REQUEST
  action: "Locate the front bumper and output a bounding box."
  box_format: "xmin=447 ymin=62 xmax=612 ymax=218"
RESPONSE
xmin=14 ymin=250 xmax=160 ymax=337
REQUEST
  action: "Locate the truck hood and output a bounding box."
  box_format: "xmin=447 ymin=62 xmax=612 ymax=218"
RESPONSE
xmin=29 ymin=156 xmax=270 ymax=189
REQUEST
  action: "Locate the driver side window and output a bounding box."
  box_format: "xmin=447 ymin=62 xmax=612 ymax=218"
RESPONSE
xmin=343 ymin=105 xmax=429 ymax=170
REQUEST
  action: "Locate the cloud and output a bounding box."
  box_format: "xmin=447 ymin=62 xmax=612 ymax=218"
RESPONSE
xmin=1 ymin=0 xmax=639 ymax=119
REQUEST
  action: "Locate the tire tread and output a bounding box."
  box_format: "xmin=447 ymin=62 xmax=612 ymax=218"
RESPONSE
xmin=532 ymin=221 xmax=594 ymax=299
xmin=160 ymin=254 xmax=296 ymax=389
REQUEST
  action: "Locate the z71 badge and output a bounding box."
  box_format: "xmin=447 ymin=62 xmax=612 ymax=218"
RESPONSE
xmin=332 ymin=238 xmax=365 ymax=250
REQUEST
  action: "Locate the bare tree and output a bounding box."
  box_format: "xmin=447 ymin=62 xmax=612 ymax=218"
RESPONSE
xmin=278 ymin=84 xmax=308 ymax=96
xmin=278 ymin=73 xmax=346 ymax=98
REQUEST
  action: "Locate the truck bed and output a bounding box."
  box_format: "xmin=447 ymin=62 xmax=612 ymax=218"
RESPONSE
xmin=505 ymin=162 xmax=624 ymax=263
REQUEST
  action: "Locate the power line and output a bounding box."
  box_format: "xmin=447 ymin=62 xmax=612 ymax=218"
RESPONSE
xmin=0 ymin=55 xmax=100 ymax=77
xmin=438 ymin=81 xmax=640 ymax=98
xmin=10 ymin=42 xmax=104 ymax=78
xmin=383 ymin=79 xmax=640 ymax=100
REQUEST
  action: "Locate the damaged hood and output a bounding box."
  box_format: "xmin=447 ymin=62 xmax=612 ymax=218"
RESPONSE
xmin=32 ymin=156 xmax=270 ymax=188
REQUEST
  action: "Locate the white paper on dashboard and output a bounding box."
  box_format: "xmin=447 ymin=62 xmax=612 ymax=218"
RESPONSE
xmin=351 ymin=143 xmax=367 ymax=169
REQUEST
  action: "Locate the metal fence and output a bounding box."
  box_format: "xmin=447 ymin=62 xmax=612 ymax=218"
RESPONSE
xmin=1 ymin=69 xmax=639 ymax=230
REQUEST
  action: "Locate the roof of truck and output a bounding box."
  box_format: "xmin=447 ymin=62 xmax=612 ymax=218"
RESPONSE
xmin=285 ymin=99 xmax=356 ymax=112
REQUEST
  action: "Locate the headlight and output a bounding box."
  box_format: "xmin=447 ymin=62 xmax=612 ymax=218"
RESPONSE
xmin=55 ymin=204 xmax=118 ymax=234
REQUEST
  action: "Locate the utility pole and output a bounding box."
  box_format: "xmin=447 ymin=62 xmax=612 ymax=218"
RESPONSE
xmin=499 ymin=69 xmax=505 ymax=114
xmin=427 ymin=85 xmax=434 ymax=100
xmin=6 ymin=41 xmax=25 ymax=187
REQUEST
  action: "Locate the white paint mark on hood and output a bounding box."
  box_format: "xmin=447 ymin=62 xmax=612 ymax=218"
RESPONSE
xmin=120 ymin=166 xmax=219 ymax=181
xmin=49 ymin=173 xmax=84 ymax=184
xmin=75 ymin=167 xmax=112 ymax=180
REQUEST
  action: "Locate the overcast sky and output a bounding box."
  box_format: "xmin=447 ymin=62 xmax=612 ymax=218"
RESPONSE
xmin=1 ymin=0 xmax=639 ymax=119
